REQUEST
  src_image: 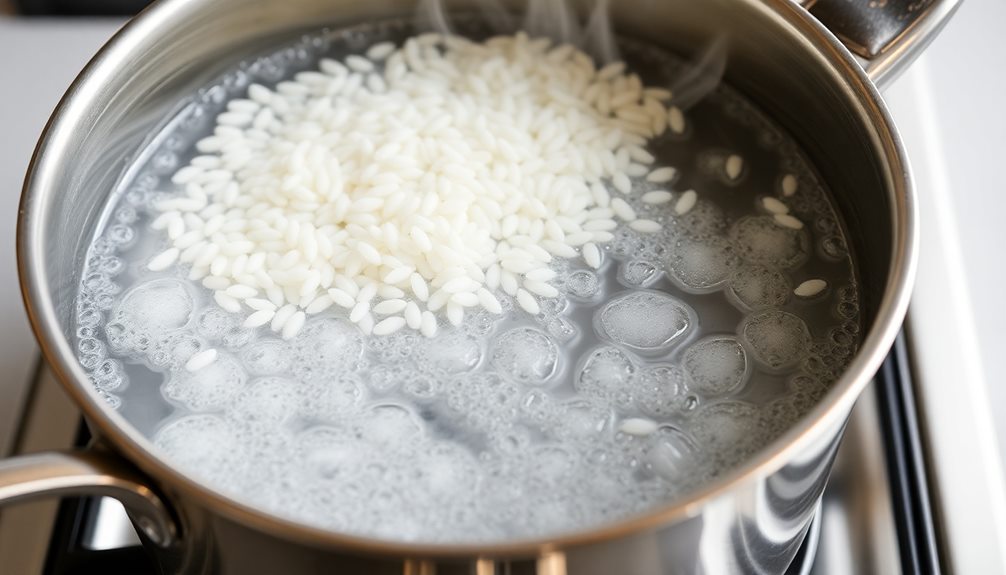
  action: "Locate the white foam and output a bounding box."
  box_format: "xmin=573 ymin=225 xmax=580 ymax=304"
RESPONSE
xmin=619 ymin=260 xmax=659 ymax=287
xmin=565 ymin=269 xmax=601 ymax=299
xmin=490 ymin=327 xmax=559 ymax=384
xmin=154 ymin=414 xmax=245 ymax=484
xmin=635 ymin=364 xmax=688 ymax=418
xmin=727 ymin=265 xmax=791 ymax=310
xmin=688 ymin=401 xmax=763 ymax=454
xmin=683 ymin=336 xmax=748 ymax=396
xmin=355 ymin=404 xmax=424 ymax=446
xmin=595 ymin=290 xmax=693 ymax=354
xmin=739 ymin=310 xmax=812 ymax=371
xmin=241 ymin=338 xmax=293 ymax=375
xmin=108 ymin=279 xmax=194 ymax=352
xmin=664 ymin=236 xmax=736 ymax=293
xmin=418 ymin=331 xmax=482 ymax=374
xmin=163 ymin=350 xmax=247 ymax=411
xmin=233 ymin=376 xmax=301 ymax=425
xmin=575 ymin=346 xmax=636 ymax=403
xmin=289 ymin=318 xmax=364 ymax=379
xmin=550 ymin=398 xmax=614 ymax=439
xmin=729 ymin=215 xmax=809 ymax=269
xmin=643 ymin=426 xmax=698 ymax=479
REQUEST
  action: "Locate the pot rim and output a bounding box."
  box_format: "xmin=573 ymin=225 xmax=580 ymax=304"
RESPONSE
xmin=16 ymin=0 xmax=916 ymax=558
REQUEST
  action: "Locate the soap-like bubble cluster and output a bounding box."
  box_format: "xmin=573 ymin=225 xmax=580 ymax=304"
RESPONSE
xmin=72 ymin=24 xmax=861 ymax=543
xmin=491 ymin=328 xmax=559 ymax=385
xmin=740 ymin=310 xmax=812 ymax=372
xmin=595 ymin=291 xmax=694 ymax=355
xmin=683 ymin=336 xmax=748 ymax=396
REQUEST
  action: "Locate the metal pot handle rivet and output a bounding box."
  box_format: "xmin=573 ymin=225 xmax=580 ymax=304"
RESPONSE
xmin=0 ymin=449 xmax=179 ymax=548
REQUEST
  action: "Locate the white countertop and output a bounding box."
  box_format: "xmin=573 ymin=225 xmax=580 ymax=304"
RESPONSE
xmin=0 ymin=18 xmax=124 ymax=455
xmin=884 ymin=0 xmax=1006 ymax=570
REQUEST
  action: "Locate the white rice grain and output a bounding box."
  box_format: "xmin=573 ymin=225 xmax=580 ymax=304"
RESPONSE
xmin=782 ymin=174 xmax=799 ymax=196
xmin=281 ymin=311 xmax=306 ymax=339
xmin=184 ymin=349 xmax=218 ymax=372
xmin=372 ymin=316 xmax=406 ymax=336
xmin=610 ymin=198 xmax=637 ymax=221
xmin=725 ymin=154 xmax=744 ymax=180
xmin=373 ymin=299 xmax=408 ymax=315
xmin=675 ymin=190 xmax=697 ymax=215
xmin=243 ymin=309 xmax=275 ymax=328
xmin=405 ymin=301 xmax=423 ymax=328
xmin=147 ymin=248 xmax=180 ymax=272
xmin=794 ymin=279 xmax=827 ymax=297
xmin=646 ymin=167 xmax=676 ymax=183
xmin=420 ymin=310 xmax=438 ymax=337
xmin=762 ymin=197 xmax=790 ymax=215
xmin=641 ymin=190 xmax=672 ymax=205
xmin=583 ymin=242 xmax=601 ymax=269
xmin=151 ymin=34 xmax=701 ymax=336
xmin=516 ymin=288 xmax=540 ymax=315
xmin=629 ymin=219 xmax=661 ymax=233
xmin=774 ymin=213 xmax=805 ymax=230
xmin=619 ymin=418 xmax=659 ymax=436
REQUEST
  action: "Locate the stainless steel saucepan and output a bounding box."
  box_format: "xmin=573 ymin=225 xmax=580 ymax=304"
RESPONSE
xmin=0 ymin=1 xmax=958 ymax=573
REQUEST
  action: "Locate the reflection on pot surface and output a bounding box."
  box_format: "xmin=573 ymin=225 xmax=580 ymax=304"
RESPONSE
xmin=73 ymin=17 xmax=859 ymax=544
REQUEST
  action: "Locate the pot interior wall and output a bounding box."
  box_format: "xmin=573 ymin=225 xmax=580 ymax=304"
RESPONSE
xmin=31 ymin=0 xmax=894 ymax=473
xmin=35 ymin=0 xmax=894 ymax=350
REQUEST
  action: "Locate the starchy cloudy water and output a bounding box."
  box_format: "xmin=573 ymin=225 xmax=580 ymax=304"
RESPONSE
xmin=73 ymin=21 xmax=860 ymax=542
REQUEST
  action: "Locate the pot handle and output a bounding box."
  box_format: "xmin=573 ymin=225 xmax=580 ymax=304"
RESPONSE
xmin=0 ymin=449 xmax=178 ymax=548
xmin=801 ymin=0 xmax=962 ymax=88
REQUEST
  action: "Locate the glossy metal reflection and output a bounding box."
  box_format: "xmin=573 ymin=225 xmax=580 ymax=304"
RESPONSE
xmin=8 ymin=0 xmax=947 ymax=572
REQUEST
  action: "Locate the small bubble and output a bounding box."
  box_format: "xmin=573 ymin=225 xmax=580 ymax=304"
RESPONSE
xmin=98 ymin=257 xmax=125 ymax=276
xmin=182 ymin=106 xmax=208 ymax=131
xmin=90 ymin=238 xmax=116 ymax=257
xmin=565 ymin=270 xmax=600 ymax=300
xmin=79 ymin=353 xmax=102 ymax=370
xmin=163 ymin=135 xmax=184 ymax=151
xmin=730 ymin=215 xmax=809 ymax=269
xmin=595 ymin=290 xmax=694 ymax=354
xmin=151 ymin=151 xmax=179 ymax=173
xmin=202 ymin=85 xmax=228 ymax=105
xmin=136 ymin=174 xmax=160 ymax=191
xmin=114 ymin=206 xmax=138 ymax=224
xmin=98 ymin=390 xmax=122 ymax=410
xmin=821 ymin=236 xmax=848 ymax=260
xmin=837 ymin=300 xmax=859 ymax=320
xmin=403 ymin=374 xmax=438 ymax=399
xmin=93 ymin=359 xmax=124 ymax=391
xmin=77 ymin=307 xmax=102 ymax=328
xmin=491 ymin=328 xmax=558 ymax=385
xmin=124 ymin=189 xmax=150 ymax=207
xmin=78 ymin=337 xmax=105 ymax=356
xmin=619 ymin=261 xmax=659 ymax=287
xmin=739 ymin=310 xmax=812 ymax=371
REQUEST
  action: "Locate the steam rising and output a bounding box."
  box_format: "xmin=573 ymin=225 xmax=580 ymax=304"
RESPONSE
xmin=670 ymin=35 xmax=728 ymax=110
xmin=414 ymin=0 xmax=727 ymax=111
xmin=522 ymin=0 xmax=582 ymax=47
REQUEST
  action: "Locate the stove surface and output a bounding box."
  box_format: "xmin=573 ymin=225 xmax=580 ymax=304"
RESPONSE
xmin=1 ymin=5 xmax=1005 ymax=574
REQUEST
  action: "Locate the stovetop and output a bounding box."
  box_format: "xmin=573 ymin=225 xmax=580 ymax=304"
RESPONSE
xmin=2 ymin=5 xmax=1006 ymax=574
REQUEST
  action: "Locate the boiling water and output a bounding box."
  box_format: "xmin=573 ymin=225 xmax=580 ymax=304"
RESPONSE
xmin=73 ymin=22 xmax=860 ymax=542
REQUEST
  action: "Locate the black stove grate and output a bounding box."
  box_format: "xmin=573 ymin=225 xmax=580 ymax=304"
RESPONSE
xmin=12 ymin=0 xmax=153 ymax=16
xmin=875 ymin=334 xmax=942 ymax=574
